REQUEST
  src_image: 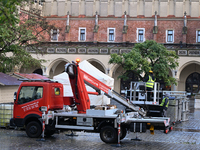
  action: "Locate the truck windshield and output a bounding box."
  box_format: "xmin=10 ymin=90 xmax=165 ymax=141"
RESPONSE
xmin=18 ymin=86 xmax=43 ymax=104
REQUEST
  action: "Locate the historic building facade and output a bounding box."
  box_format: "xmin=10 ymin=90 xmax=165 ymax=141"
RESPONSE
xmin=20 ymin=0 xmax=200 ymax=96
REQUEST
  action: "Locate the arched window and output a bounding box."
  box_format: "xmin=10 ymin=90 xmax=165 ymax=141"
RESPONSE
xmin=186 ymin=72 xmax=200 ymax=96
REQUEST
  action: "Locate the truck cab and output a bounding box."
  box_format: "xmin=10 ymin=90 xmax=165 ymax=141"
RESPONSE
xmin=10 ymin=80 xmax=64 ymax=137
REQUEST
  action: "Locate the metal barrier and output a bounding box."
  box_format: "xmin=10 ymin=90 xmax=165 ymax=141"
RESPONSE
xmin=167 ymin=98 xmax=182 ymax=123
xmin=163 ymin=91 xmax=189 ymax=123
xmin=182 ymin=98 xmax=190 ymax=121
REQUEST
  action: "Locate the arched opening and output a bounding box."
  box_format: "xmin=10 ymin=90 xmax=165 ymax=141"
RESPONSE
xmin=88 ymin=61 xmax=105 ymax=74
xmin=178 ymin=63 xmax=200 ymax=92
xmin=33 ymin=68 xmax=43 ymax=75
xmin=186 ymin=72 xmax=200 ymax=97
xmin=49 ymin=61 xmax=67 ymax=79
xmin=48 ymin=58 xmax=69 ymax=79
xmin=19 ymin=66 xmax=42 ymax=74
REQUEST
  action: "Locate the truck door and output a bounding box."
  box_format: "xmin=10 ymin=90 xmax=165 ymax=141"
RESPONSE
xmin=13 ymin=86 xmax=44 ymax=126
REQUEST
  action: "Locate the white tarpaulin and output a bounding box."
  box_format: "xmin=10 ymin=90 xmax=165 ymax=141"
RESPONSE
xmin=53 ymin=60 xmax=114 ymax=105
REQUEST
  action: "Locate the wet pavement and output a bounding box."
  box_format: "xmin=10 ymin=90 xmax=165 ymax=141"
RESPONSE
xmin=1 ymin=106 xmax=200 ymax=149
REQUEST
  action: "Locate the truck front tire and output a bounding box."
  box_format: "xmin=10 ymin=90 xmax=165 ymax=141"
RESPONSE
xmin=26 ymin=121 xmax=42 ymax=138
xmin=120 ymin=127 xmax=127 ymax=140
xmin=100 ymin=126 xmax=117 ymax=143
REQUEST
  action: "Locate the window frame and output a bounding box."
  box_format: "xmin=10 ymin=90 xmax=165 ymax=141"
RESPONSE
xmin=136 ymin=28 xmax=145 ymax=43
xmin=54 ymin=87 xmax=60 ymax=96
xmin=51 ymin=29 xmax=59 ymax=42
xmin=166 ymin=30 xmax=174 ymax=43
xmin=79 ymin=27 xmax=86 ymax=41
xmin=196 ymin=30 xmax=200 ymax=43
xmin=107 ymin=28 xmax=115 ymax=42
xmin=18 ymin=86 xmax=43 ymax=104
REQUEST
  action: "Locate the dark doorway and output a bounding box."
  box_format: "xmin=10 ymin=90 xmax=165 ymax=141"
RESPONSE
xmin=186 ymin=72 xmax=200 ymax=97
xmin=33 ymin=68 xmax=43 ymax=75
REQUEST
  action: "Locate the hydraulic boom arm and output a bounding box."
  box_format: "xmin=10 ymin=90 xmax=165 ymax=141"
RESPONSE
xmin=65 ymin=60 xmax=146 ymax=116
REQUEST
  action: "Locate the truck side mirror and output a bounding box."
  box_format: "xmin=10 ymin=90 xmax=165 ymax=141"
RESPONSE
xmin=14 ymin=92 xmax=17 ymax=101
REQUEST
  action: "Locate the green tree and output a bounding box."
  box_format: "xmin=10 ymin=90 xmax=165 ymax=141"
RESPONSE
xmin=0 ymin=0 xmax=54 ymax=73
xmin=109 ymin=40 xmax=179 ymax=86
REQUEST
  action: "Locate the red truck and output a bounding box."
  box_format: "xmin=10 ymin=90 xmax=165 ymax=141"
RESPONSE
xmin=10 ymin=59 xmax=171 ymax=143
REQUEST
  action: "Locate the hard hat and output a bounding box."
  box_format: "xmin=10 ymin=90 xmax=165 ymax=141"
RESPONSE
xmin=149 ymin=70 xmax=153 ymax=73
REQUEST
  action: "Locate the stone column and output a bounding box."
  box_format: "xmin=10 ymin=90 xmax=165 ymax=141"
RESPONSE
xmin=122 ymin=11 xmax=128 ymax=42
xmin=65 ymin=11 xmax=71 ymax=41
xmin=93 ymin=12 xmax=99 ymax=43
xmin=153 ymin=11 xmax=158 ymax=41
xmin=172 ymin=70 xmax=178 ymax=91
xmin=42 ymin=66 xmax=47 ymax=77
xmin=182 ymin=12 xmax=187 ymax=45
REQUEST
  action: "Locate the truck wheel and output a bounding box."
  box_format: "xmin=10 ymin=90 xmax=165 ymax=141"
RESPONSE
xmin=100 ymin=126 xmax=117 ymax=143
xmin=26 ymin=121 xmax=42 ymax=138
xmin=120 ymin=127 xmax=127 ymax=140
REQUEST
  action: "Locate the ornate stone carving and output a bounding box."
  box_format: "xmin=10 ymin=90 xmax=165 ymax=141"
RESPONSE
xmin=100 ymin=49 xmax=108 ymax=54
xmin=178 ymin=50 xmax=187 ymax=55
xmin=56 ymin=48 xmax=67 ymax=53
xmin=110 ymin=49 xmax=119 ymax=54
xmin=88 ymin=48 xmax=99 ymax=53
xmin=188 ymin=50 xmax=200 ymax=56
xmin=26 ymin=47 xmax=36 ymax=53
xmin=78 ymin=48 xmax=86 ymax=53
xmin=47 ymin=48 xmax=55 ymax=53
xmin=68 ymin=48 xmax=76 ymax=53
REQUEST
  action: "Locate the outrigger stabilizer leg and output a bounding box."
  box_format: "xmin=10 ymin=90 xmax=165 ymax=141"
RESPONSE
xmin=65 ymin=130 xmax=78 ymax=136
xmin=131 ymin=132 xmax=142 ymax=141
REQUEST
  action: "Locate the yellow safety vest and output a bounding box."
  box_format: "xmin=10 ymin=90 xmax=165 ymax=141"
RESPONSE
xmin=160 ymin=97 xmax=169 ymax=108
xmin=146 ymin=75 xmax=155 ymax=88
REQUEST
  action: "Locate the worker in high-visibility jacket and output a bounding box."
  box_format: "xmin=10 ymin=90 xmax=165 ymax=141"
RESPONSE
xmin=160 ymin=93 xmax=170 ymax=117
xmin=144 ymin=70 xmax=156 ymax=101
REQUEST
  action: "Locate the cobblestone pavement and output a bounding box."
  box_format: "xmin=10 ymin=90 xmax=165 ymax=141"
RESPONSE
xmin=0 ymin=129 xmax=200 ymax=150
xmin=1 ymin=109 xmax=200 ymax=150
xmin=1 ymin=106 xmax=200 ymax=150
